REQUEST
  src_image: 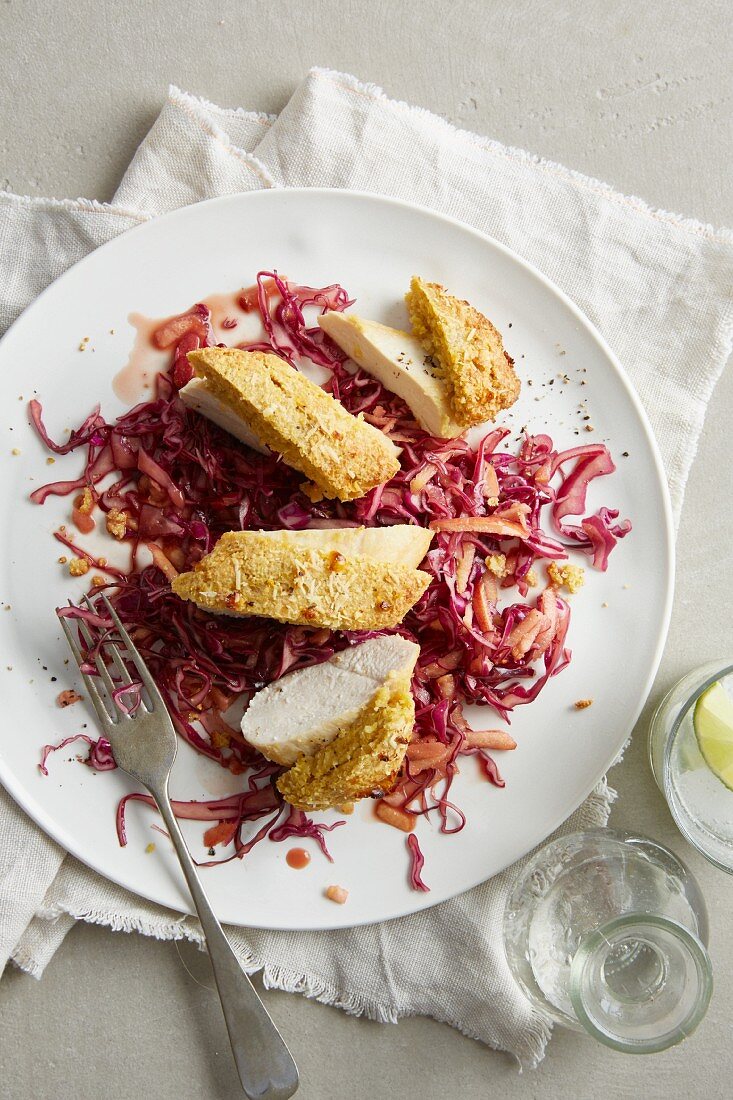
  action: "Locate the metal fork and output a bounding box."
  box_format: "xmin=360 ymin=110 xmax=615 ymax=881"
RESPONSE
xmin=57 ymin=592 xmax=299 ymax=1100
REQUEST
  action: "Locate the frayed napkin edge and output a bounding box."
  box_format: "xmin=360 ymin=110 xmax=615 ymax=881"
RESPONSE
xmin=0 ymin=192 xmax=150 ymax=223
xmin=164 ymin=85 xmax=278 ymax=191
xmin=14 ymin=895 xmax=553 ymax=1069
xmin=168 ymin=84 xmax=277 ymax=128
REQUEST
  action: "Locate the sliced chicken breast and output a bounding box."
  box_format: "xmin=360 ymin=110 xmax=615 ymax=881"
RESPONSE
xmin=319 ymin=312 xmax=464 ymax=439
xmin=253 ymin=525 xmax=433 ymax=569
xmin=170 ymin=529 xmax=431 ymax=630
xmin=276 ymin=668 xmax=415 ymax=811
xmin=187 ymin=346 xmax=400 ymax=502
xmin=406 ymin=276 xmax=520 ymax=428
xmin=179 ymin=377 xmax=269 ymax=454
xmin=241 ymin=635 xmax=419 ymax=766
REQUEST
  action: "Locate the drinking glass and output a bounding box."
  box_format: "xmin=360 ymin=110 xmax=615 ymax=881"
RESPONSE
xmin=503 ymin=829 xmax=712 ymax=1052
xmin=649 ymin=661 xmax=733 ymax=873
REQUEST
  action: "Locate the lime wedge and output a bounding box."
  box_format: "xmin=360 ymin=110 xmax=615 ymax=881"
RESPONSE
xmin=693 ymin=681 xmax=733 ymax=791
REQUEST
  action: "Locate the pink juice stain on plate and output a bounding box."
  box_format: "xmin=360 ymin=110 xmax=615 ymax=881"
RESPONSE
xmin=112 ymin=291 xmax=256 ymax=404
xmin=112 ymin=313 xmax=169 ymax=403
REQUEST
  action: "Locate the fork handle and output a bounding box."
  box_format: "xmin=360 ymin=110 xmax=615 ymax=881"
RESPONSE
xmin=154 ymin=787 xmax=299 ymax=1100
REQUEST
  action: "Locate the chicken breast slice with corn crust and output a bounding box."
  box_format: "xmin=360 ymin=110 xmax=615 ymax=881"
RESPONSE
xmin=318 ymin=312 xmax=464 ymax=438
xmin=179 ymin=376 xmax=269 ymax=454
xmin=277 ymin=668 xmax=415 ymax=811
xmin=251 ymin=524 xmax=433 ymax=568
xmin=241 ymin=635 xmax=419 ymax=766
xmin=170 ymin=529 xmax=431 ymax=630
xmin=187 ymin=346 xmax=399 ymax=501
xmin=405 ymin=276 xmax=520 ymax=427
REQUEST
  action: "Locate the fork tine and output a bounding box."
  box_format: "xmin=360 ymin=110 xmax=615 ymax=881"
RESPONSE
xmin=81 ymin=594 xmax=135 ymax=693
xmin=97 ymin=591 xmax=167 ymax=710
xmin=77 ymin=597 xmax=123 ymax=703
xmin=108 ymin=647 xmax=134 ymax=687
xmin=57 ymin=611 xmax=118 ymax=730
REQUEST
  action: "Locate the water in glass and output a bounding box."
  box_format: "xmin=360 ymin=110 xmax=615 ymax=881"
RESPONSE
xmin=504 ymin=829 xmax=712 ymax=1052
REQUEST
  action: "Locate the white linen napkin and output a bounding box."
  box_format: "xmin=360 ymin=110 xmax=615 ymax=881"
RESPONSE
xmin=1 ymin=70 xmax=732 ymax=1067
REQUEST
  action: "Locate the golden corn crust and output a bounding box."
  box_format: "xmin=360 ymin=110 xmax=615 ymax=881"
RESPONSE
xmin=405 ymin=277 xmax=520 ymax=427
xmin=171 ymin=531 xmax=430 ymax=629
xmin=276 ymin=671 xmax=414 ymax=811
xmin=188 ymin=347 xmax=399 ymax=501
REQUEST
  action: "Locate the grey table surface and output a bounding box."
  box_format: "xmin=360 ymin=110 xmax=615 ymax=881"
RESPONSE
xmin=1 ymin=1 xmax=732 ymax=1098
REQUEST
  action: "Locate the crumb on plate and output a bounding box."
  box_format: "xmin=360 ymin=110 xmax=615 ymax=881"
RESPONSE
xmin=325 ymin=885 xmax=349 ymax=905
xmin=57 ymin=689 xmax=83 ymax=707
xmin=547 ymin=561 xmax=585 ymax=593
xmin=574 ymin=698 xmax=593 ymax=710
xmin=69 ymin=557 xmax=90 ymax=577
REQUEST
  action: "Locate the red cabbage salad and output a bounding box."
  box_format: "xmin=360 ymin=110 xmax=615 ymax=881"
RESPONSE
xmin=32 ymin=272 xmax=630 ymax=889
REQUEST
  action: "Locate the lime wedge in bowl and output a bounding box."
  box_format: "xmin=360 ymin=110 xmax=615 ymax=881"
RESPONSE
xmin=694 ymin=682 xmax=733 ymax=791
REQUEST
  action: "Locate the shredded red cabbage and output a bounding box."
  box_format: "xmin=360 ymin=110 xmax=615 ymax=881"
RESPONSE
xmin=111 ymin=681 xmax=144 ymax=717
xmin=40 ymin=734 xmax=116 ymax=775
xmin=406 ymin=833 xmax=429 ymax=892
xmin=269 ymin=805 xmax=345 ymax=863
xmin=549 ymin=443 xmax=631 ymax=568
xmin=32 ymin=272 xmax=630 ymax=886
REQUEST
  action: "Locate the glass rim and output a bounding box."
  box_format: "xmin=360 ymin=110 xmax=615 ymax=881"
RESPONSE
xmin=660 ymin=662 xmax=733 ymax=876
xmin=568 ymin=913 xmax=713 ymax=1054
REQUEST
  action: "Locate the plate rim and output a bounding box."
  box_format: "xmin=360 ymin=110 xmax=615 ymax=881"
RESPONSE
xmin=0 ymin=187 xmax=675 ymax=929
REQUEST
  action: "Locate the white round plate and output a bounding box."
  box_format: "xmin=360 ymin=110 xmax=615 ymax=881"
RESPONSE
xmin=0 ymin=190 xmax=673 ymax=929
